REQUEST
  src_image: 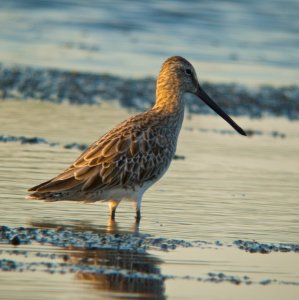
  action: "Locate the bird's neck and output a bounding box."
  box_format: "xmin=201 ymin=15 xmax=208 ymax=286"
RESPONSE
xmin=152 ymin=79 xmax=185 ymax=139
xmin=153 ymin=77 xmax=185 ymax=115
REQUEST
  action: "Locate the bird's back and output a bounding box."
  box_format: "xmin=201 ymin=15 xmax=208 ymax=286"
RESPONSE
xmin=28 ymin=108 xmax=181 ymax=201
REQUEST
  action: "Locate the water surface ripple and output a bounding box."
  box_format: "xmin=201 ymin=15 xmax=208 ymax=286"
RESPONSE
xmin=1 ymin=101 xmax=299 ymax=299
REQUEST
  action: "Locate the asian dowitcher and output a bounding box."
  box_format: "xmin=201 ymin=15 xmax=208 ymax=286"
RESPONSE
xmin=28 ymin=56 xmax=246 ymax=222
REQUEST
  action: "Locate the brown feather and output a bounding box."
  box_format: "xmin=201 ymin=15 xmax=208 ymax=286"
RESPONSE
xmin=101 ymin=163 xmax=116 ymax=181
xmin=55 ymin=168 xmax=75 ymax=180
xmin=102 ymin=138 xmax=118 ymax=157
xmin=28 ymin=179 xmax=52 ymax=192
xmin=140 ymin=140 xmax=150 ymax=154
xmin=82 ymin=172 xmax=101 ymax=191
xmin=129 ymin=141 xmax=139 ymax=157
xmin=83 ymin=144 xmax=102 ymax=161
xmin=120 ymin=171 xmax=131 ymax=186
xmin=116 ymin=138 xmax=130 ymax=152
xmin=75 ymin=166 xmax=92 ymax=179
xmin=35 ymin=177 xmax=80 ymax=193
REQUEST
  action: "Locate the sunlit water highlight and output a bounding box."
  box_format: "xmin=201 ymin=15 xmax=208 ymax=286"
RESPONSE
xmin=0 ymin=101 xmax=298 ymax=243
xmin=0 ymin=101 xmax=298 ymax=299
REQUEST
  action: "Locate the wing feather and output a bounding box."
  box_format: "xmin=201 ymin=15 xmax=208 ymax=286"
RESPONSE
xmin=28 ymin=110 xmax=176 ymax=196
xmin=34 ymin=177 xmax=80 ymax=192
xmin=82 ymin=172 xmax=102 ymax=191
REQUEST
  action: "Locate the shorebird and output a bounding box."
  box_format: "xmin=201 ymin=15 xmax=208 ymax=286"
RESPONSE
xmin=28 ymin=56 xmax=246 ymax=222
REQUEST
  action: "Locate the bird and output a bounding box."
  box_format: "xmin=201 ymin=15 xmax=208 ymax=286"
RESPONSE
xmin=28 ymin=56 xmax=246 ymax=222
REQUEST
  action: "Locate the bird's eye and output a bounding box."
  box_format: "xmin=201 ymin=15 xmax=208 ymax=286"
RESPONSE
xmin=185 ymin=68 xmax=192 ymax=75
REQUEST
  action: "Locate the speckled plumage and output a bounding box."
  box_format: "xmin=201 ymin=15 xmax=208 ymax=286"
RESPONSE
xmin=28 ymin=56 xmax=246 ymax=221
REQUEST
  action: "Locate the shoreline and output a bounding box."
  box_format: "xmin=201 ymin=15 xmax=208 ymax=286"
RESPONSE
xmin=2 ymin=225 xmax=299 ymax=254
xmin=1 ymin=63 xmax=298 ymax=120
xmin=1 ymin=225 xmax=298 ymax=288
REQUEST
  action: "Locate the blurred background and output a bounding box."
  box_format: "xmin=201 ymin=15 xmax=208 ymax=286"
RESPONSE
xmin=1 ymin=0 xmax=298 ymax=119
xmin=0 ymin=0 xmax=299 ymax=85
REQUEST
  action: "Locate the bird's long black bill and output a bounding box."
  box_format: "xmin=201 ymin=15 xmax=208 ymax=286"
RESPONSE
xmin=196 ymin=85 xmax=247 ymax=136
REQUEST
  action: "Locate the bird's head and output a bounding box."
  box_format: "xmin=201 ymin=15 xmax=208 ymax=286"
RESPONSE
xmin=156 ymin=56 xmax=247 ymax=136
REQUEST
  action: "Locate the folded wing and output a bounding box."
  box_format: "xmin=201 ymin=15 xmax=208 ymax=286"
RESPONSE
xmin=28 ymin=113 xmax=174 ymax=197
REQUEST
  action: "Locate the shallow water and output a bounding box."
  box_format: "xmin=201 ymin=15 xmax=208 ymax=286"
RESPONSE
xmin=0 ymin=101 xmax=298 ymax=243
xmin=0 ymin=101 xmax=299 ymax=299
xmin=0 ymin=0 xmax=299 ymax=86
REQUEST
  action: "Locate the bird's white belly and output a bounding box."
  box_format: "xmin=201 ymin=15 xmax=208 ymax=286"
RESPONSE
xmin=84 ymin=188 xmax=137 ymax=203
xmin=83 ymin=152 xmax=172 ymax=207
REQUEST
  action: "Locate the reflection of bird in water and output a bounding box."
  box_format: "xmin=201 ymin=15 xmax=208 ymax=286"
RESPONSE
xmin=28 ymin=56 xmax=246 ymax=222
xmin=106 ymin=219 xmax=140 ymax=235
xmin=29 ymin=220 xmax=164 ymax=299
xmin=74 ymin=249 xmax=165 ymax=299
xmin=30 ymin=218 xmax=139 ymax=236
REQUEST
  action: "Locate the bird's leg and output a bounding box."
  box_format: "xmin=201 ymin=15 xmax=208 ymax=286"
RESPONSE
xmin=131 ymin=220 xmax=140 ymax=234
xmin=134 ymin=195 xmax=142 ymax=223
xmin=109 ymin=200 xmax=119 ymax=220
xmin=110 ymin=209 xmax=116 ymax=220
xmin=135 ymin=209 xmax=141 ymax=223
